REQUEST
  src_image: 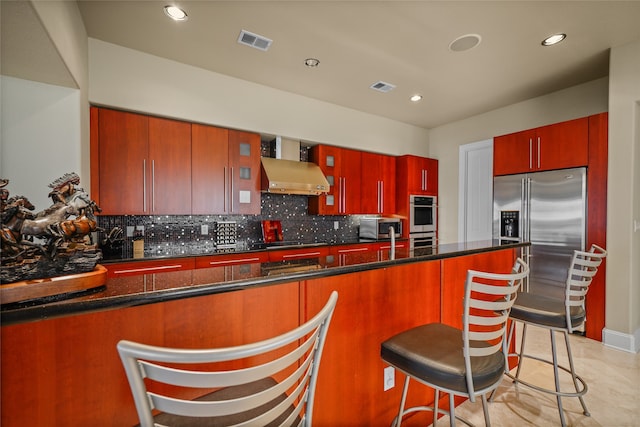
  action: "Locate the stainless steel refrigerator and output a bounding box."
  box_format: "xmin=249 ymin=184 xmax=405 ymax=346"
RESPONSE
xmin=493 ymin=167 xmax=587 ymax=299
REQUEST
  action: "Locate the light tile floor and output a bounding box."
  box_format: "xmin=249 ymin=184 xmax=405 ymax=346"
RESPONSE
xmin=453 ymin=323 xmax=640 ymax=426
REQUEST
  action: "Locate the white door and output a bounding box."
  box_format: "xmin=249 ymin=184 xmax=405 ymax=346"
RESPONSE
xmin=458 ymin=140 xmax=493 ymax=242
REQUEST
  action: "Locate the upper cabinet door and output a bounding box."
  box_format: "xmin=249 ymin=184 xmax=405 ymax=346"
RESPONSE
xmin=191 ymin=124 xmax=229 ymax=214
xmin=397 ymin=155 xmax=438 ymax=196
xmin=97 ymin=108 xmax=149 ymax=215
xmin=361 ymin=152 xmax=396 ymax=214
xmin=228 ymin=130 xmax=261 ymax=215
xmin=309 ymin=145 xmax=361 ymax=215
xmin=493 ymin=117 xmax=588 ymax=176
xmin=192 ymin=126 xmax=260 ymax=215
xmin=309 ymin=145 xmax=342 ymax=215
xmin=536 ymin=117 xmax=588 ymax=172
xmin=148 ymin=117 xmax=192 ymax=214
xmin=493 ymin=129 xmax=536 ymax=176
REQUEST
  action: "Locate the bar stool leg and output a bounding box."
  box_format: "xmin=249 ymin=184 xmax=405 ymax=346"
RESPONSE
xmin=448 ymin=392 xmax=456 ymax=427
xmin=481 ymin=394 xmax=491 ymax=427
xmin=513 ymin=322 xmax=528 ymax=381
xmin=550 ymin=330 xmax=568 ymax=427
xmin=394 ymin=376 xmax=411 ymax=427
xmin=563 ymin=331 xmax=590 ymax=417
xmin=433 ymin=389 xmax=439 ymax=426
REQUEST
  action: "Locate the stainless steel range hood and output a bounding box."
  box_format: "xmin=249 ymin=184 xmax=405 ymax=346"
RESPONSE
xmin=261 ymin=137 xmax=330 ymax=195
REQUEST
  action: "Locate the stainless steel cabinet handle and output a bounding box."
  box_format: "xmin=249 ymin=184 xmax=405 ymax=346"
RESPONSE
xmin=338 ymin=247 xmax=368 ymax=254
xmin=230 ymin=167 xmax=234 ymax=213
xmin=537 ymin=137 xmax=541 ymax=169
xmin=143 ymin=159 xmax=147 ymax=212
xmin=151 ymin=160 xmax=156 ymax=212
xmin=223 ymin=166 xmax=228 ymax=213
xmin=282 ymin=251 xmax=321 ymax=259
xmin=113 ymin=264 xmax=184 ymax=274
xmin=529 ymin=138 xmax=533 ymax=170
xmin=208 ymin=257 xmax=261 ymax=266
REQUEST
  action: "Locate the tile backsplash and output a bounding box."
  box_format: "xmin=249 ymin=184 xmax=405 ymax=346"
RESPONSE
xmin=97 ymin=193 xmax=361 ymax=259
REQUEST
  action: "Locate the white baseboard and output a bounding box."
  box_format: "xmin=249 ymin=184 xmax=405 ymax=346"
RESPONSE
xmin=602 ymin=328 xmax=640 ymax=353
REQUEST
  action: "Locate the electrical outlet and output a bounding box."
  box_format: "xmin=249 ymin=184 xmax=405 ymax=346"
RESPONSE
xmin=201 ymin=224 xmax=209 ymax=235
xmin=383 ymin=366 xmax=395 ymax=391
xmin=126 ymin=226 xmax=134 ymax=237
xmin=334 ymin=221 xmax=339 ymax=230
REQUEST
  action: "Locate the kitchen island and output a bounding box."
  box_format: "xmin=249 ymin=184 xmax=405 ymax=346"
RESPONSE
xmin=1 ymin=240 xmax=526 ymax=426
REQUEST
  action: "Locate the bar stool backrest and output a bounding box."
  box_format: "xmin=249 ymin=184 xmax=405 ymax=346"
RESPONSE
xmin=117 ymin=291 xmax=338 ymax=427
xmin=463 ymin=258 xmax=529 ymax=399
xmin=565 ymin=244 xmax=607 ymax=333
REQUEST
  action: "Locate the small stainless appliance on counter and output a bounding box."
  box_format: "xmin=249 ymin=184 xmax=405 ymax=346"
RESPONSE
xmin=359 ymin=217 xmax=402 ymax=240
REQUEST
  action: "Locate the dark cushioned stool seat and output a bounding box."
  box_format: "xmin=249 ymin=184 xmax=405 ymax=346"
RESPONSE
xmin=381 ymin=323 xmax=505 ymax=394
xmin=510 ymin=292 xmax=585 ymax=329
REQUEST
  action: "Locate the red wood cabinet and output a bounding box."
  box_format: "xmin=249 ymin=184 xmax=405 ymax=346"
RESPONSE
xmin=105 ymin=258 xmax=195 ymax=278
xmin=396 ymin=154 xmax=438 ymax=196
xmin=361 ymin=152 xmax=396 ymax=214
xmin=94 ymin=108 xmax=148 ymax=214
xmin=0 ymin=282 xmax=300 ymax=427
xmin=192 ymin=124 xmax=261 ymax=215
xmin=395 ymin=154 xmax=438 ymax=237
xmin=228 ymin=130 xmax=262 ymax=215
xmin=267 ymin=245 xmax=330 ymax=262
xmin=149 ymin=117 xmax=192 ymax=214
xmin=493 ymin=117 xmax=589 ymax=176
xmin=303 ymin=261 xmax=441 ymax=426
xmin=193 ymin=252 xmax=268 ymax=284
xmin=585 ymin=112 xmax=608 ymax=341
xmin=440 ymin=248 xmax=516 ymax=329
xmin=308 ymin=145 xmax=362 ymax=214
xmin=92 ymin=108 xmax=192 ymax=215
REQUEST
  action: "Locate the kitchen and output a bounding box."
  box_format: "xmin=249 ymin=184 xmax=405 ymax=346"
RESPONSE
xmin=1 ymin=1 xmax=640 ymax=425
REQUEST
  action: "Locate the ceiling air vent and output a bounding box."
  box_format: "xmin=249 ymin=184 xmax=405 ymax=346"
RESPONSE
xmin=238 ymin=30 xmax=273 ymax=51
xmin=369 ymin=81 xmax=396 ymax=93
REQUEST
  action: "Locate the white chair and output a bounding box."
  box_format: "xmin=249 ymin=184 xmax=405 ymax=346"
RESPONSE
xmin=507 ymin=244 xmax=607 ymax=427
xmin=381 ymin=258 xmax=529 ymax=426
xmin=118 ymin=291 xmax=338 ymax=427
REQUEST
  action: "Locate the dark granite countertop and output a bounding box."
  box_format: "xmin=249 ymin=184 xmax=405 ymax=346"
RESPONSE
xmin=1 ymin=240 xmax=528 ymax=325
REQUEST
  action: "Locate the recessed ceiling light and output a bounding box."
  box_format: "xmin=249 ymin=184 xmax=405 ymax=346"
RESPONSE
xmin=542 ymin=33 xmax=566 ymax=46
xmin=410 ymin=94 xmax=423 ymax=102
xmin=164 ymin=5 xmax=188 ymax=21
xmin=304 ymin=58 xmax=320 ymax=68
xmin=448 ymin=34 xmax=482 ymax=52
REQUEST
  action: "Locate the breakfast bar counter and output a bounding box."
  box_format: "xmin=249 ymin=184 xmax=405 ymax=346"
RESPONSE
xmin=1 ymin=240 xmax=526 ymax=325
xmin=1 ymin=240 xmax=527 ymax=427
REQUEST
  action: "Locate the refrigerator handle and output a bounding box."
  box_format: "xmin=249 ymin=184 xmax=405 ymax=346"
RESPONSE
xmin=521 ymin=178 xmax=527 ymax=241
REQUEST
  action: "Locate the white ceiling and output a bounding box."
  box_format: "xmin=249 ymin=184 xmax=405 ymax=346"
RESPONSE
xmin=7 ymin=1 xmax=640 ymax=129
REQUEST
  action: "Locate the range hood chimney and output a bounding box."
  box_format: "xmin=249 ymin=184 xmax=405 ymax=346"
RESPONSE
xmin=261 ymin=137 xmax=330 ymax=195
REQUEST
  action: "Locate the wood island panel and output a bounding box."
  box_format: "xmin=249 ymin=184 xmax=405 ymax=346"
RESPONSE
xmin=440 ymin=248 xmax=517 ymax=328
xmin=1 ymin=244 xmax=520 ymax=426
xmin=302 ymin=260 xmax=442 ymax=427
xmin=0 ymin=282 xmax=299 ymax=427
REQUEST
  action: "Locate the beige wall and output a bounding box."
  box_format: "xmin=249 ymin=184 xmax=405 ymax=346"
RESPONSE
xmin=607 ymin=38 xmax=640 ymax=343
xmin=88 ymin=39 xmax=429 ymax=157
